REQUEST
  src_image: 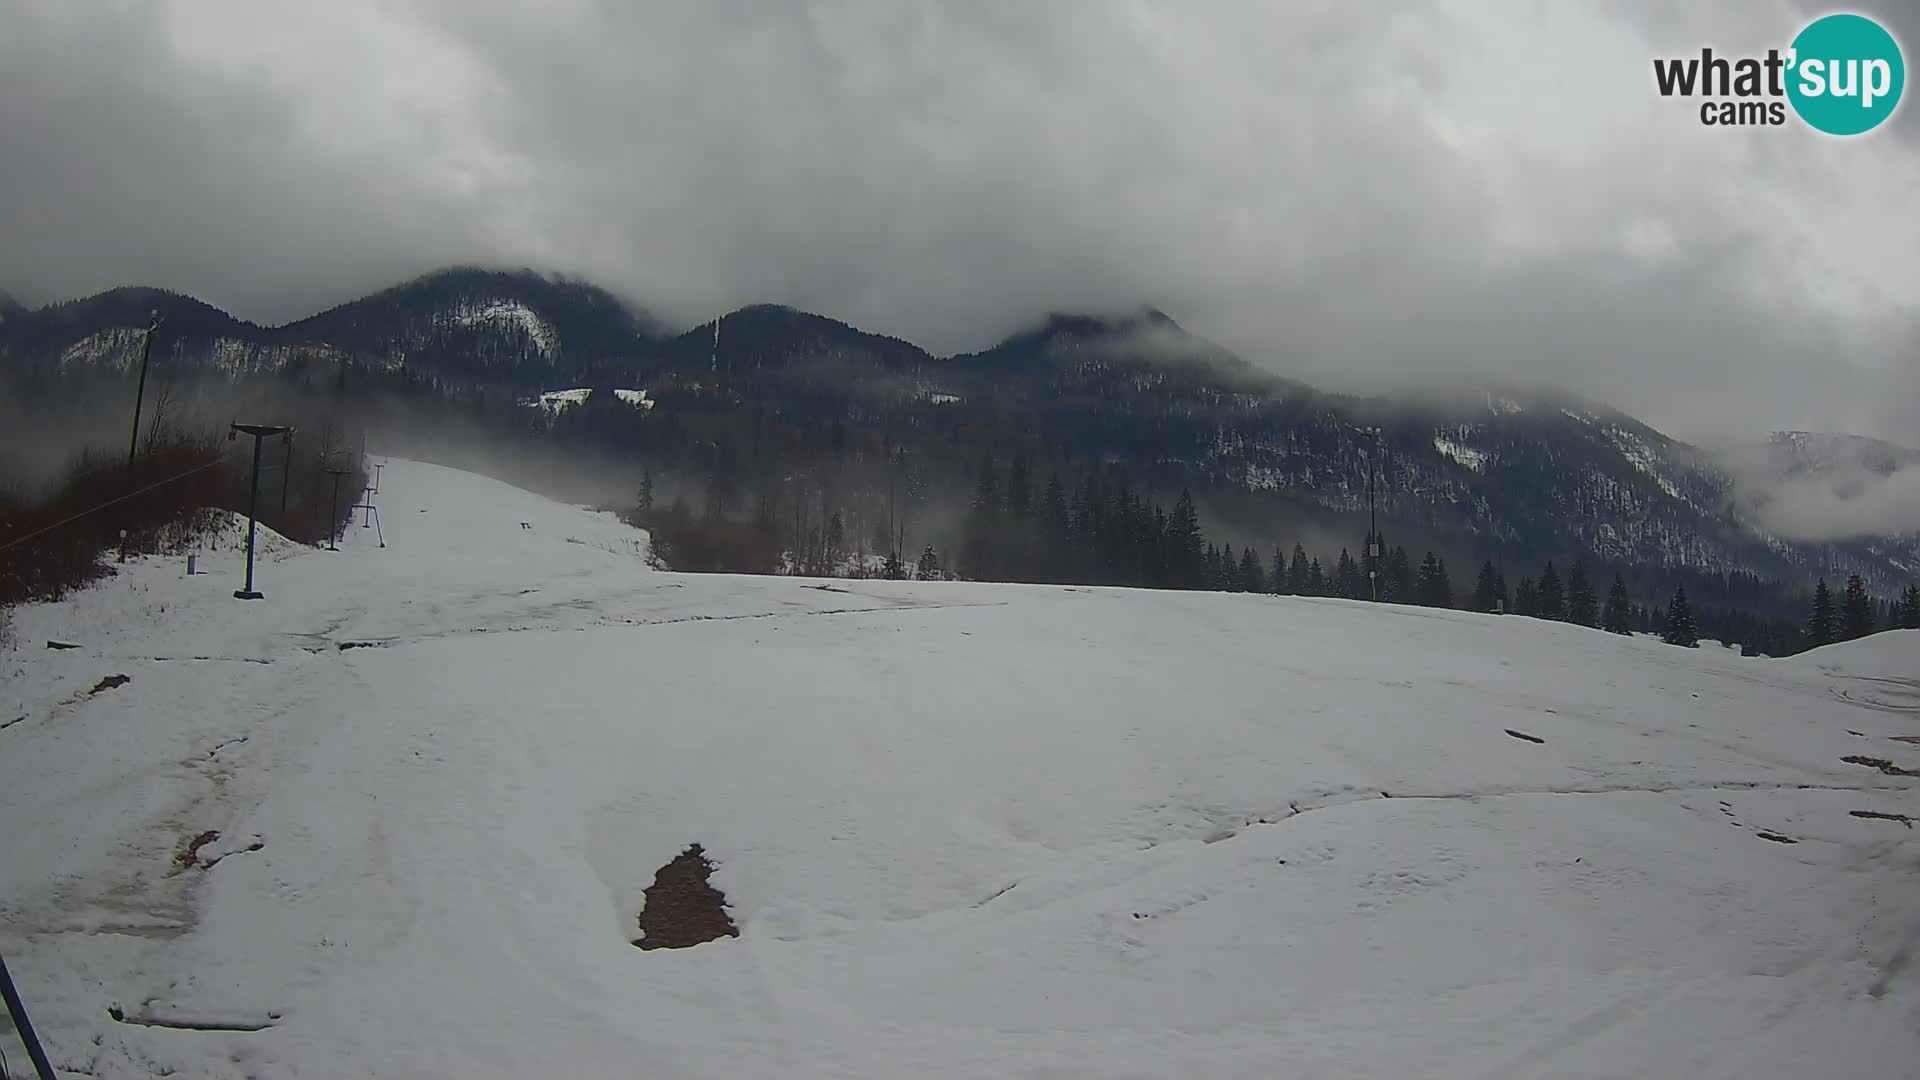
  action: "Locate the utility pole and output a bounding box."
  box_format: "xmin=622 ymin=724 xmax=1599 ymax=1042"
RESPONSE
xmin=325 ymin=463 xmax=352 ymax=551
xmin=119 ymin=312 xmax=162 ymax=563
xmin=125 ymin=312 xmax=161 ymax=473
xmin=229 ymin=423 xmax=290 ymax=599
xmin=279 ymin=428 xmax=296 ymax=521
xmin=1362 ymin=426 xmax=1382 ymax=602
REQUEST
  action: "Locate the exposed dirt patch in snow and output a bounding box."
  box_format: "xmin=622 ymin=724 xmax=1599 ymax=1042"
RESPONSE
xmin=176 ymin=829 xmax=222 ymax=871
xmin=202 ymin=838 xmax=265 ymax=869
xmin=631 ymin=845 xmax=738 ymax=950
xmin=87 ymin=673 xmax=130 ymax=696
xmin=1843 ymin=755 xmax=1920 ymax=778
xmin=1850 ymin=810 xmax=1915 ymax=828
xmin=108 ymin=1004 xmax=280 ymax=1032
xmin=172 ymin=827 xmax=265 ymax=873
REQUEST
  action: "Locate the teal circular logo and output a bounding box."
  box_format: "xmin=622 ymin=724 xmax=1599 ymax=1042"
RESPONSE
xmin=1787 ymin=14 xmax=1905 ymax=135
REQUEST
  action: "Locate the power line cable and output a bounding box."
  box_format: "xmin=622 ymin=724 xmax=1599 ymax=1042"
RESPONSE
xmin=0 ymin=452 xmax=233 ymax=556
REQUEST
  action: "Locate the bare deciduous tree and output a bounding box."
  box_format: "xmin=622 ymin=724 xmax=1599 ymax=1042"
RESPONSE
xmin=141 ymin=377 xmax=178 ymax=455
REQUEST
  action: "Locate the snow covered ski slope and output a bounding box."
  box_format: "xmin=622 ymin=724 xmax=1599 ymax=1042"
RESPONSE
xmin=2 ymin=459 xmax=1917 ymax=1079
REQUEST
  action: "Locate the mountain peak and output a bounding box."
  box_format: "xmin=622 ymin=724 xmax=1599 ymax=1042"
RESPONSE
xmin=706 ymin=303 xmax=923 ymax=347
xmin=963 ymin=304 xmax=1250 ymax=379
xmin=283 ymin=265 xmax=668 ymax=360
xmin=1023 ymin=305 xmax=1185 ymax=343
xmin=1128 ymin=305 xmax=1181 ymax=330
xmin=33 ymin=286 xmax=253 ymax=334
xmin=664 ymin=303 xmax=931 ymax=372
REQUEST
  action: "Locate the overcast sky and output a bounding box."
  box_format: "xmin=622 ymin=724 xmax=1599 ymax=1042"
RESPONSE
xmin=2 ymin=0 xmax=1916 ymax=447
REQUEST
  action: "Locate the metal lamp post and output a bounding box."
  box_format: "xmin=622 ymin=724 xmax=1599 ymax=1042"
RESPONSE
xmin=229 ymin=423 xmax=291 ymax=600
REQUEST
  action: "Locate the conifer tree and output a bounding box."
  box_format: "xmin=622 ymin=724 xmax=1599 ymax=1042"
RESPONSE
xmin=1601 ymin=574 xmax=1633 ymax=635
xmin=1806 ymin=579 xmax=1837 ymax=646
xmin=1042 ymin=473 xmax=1069 ymax=555
xmin=1416 ymin=552 xmax=1452 ymax=608
xmin=1513 ymin=577 xmax=1537 ymax=616
xmin=1222 ymin=543 xmax=1240 ymax=591
xmin=1901 ymin=585 xmax=1920 ymax=630
xmin=1288 ymin=544 xmax=1310 ymax=595
xmin=917 ymin=544 xmax=940 ymax=580
xmin=1840 ymin=574 xmax=1874 ymax=640
xmin=1662 ymin=586 xmax=1698 ymax=647
xmin=1239 ymin=546 xmax=1265 ymax=594
xmin=962 ymin=454 xmax=1001 ymax=579
xmin=1042 ymin=472 xmax=1067 ymax=527
xmin=882 ymin=549 xmax=905 ymax=580
xmin=1473 ymin=560 xmax=1499 ymax=612
xmin=1070 ymin=476 xmax=1092 ymax=546
xmin=1168 ymin=489 xmax=1203 ymax=588
xmin=1271 ymin=547 xmax=1288 ymax=595
xmin=1307 ymin=558 xmax=1326 ymax=596
xmin=1335 ymin=548 xmax=1360 ymax=598
xmin=1494 ymin=571 xmax=1508 ymax=613
xmin=971 ymin=453 xmax=999 ymax=513
xmin=1566 ymin=560 xmax=1597 ymax=627
xmin=1006 ymin=454 xmax=1031 ymax=517
xmin=1535 ymin=561 xmax=1565 ymax=621
xmin=1385 ymin=546 xmax=1414 ymax=603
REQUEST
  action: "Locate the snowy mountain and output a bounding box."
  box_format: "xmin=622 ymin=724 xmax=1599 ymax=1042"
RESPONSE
xmin=2 ymin=270 xmax=1915 ymax=592
xmin=0 ymin=458 xmax=1915 ymax=1078
xmin=0 ymin=269 xmax=667 ymax=384
xmin=282 ymin=267 xmax=668 ymax=378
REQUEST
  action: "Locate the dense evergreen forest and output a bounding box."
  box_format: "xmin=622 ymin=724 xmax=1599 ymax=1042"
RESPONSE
xmin=626 ymin=445 xmax=1918 ymax=657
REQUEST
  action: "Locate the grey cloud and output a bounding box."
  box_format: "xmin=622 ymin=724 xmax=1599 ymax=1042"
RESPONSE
xmin=1 ymin=0 xmax=1915 ymax=447
xmin=1740 ymin=465 xmax=1920 ymax=541
xmin=1715 ymin=429 xmax=1920 ymax=540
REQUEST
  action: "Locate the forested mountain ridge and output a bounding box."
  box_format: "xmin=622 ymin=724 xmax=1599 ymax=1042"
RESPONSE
xmin=3 ymin=267 xmax=1915 ymax=602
